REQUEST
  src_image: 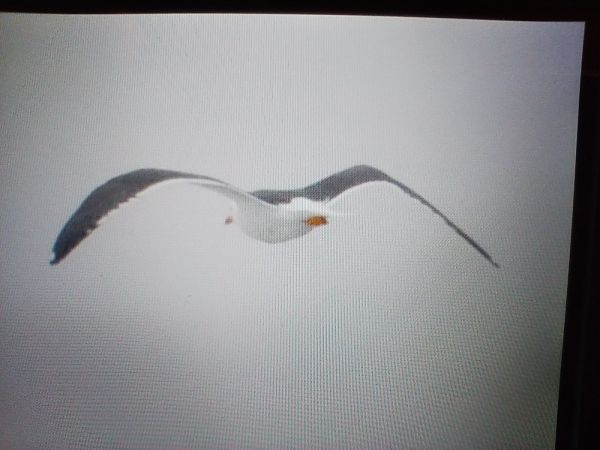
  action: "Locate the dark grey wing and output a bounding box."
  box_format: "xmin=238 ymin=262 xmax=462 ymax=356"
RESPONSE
xmin=255 ymin=165 xmax=499 ymax=268
xmin=51 ymin=169 xmax=228 ymax=265
xmin=252 ymin=165 xmax=417 ymax=203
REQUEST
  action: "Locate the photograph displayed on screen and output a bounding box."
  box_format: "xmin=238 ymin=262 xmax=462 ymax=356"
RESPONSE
xmin=0 ymin=14 xmax=584 ymax=448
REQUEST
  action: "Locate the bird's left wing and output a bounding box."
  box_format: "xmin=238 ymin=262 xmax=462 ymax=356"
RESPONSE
xmin=50 ymin=169 xmax=262 ymax=265
xmin=287 ymin=165 xmax=500 ymax=268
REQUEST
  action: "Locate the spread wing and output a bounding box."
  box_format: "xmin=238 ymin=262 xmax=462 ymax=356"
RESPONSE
xmin=254 ymin=165 xmax=499 ymax=268
xmin=50 ymin=169 xmax=261 ymax=265
xmin=51 ymin=165 xmax=499 ymax=268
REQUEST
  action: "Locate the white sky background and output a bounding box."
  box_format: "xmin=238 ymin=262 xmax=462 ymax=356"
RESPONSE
xmin=0 ymin=14 xmax=583 ymax=448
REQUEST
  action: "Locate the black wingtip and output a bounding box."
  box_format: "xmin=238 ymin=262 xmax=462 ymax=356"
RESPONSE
xmin=49 ymin=254 xmax=61 ymax=265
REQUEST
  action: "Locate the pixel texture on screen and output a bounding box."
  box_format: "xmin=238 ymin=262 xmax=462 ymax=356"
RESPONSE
xmin=0 ymin=14 xmax=584 ymax=448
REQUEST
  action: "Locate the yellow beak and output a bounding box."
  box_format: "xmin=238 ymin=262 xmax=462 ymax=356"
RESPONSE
xmin=305 ymin=215 xmax=328 ymax=227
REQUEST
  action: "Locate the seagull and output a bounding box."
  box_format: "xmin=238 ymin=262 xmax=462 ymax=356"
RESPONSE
xmin=50 ymin=165 xmax=499 ymax=267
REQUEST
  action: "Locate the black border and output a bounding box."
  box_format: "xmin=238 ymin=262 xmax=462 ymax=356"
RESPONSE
xmin=0 ymin=2 xmax=597 ymax=19
xmin=556 ymin=20 xmax=600 ymax=449
xmin=1 ymin=3 xmax=598 ymax=449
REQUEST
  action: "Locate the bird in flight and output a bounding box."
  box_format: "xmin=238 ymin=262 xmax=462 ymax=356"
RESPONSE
xmin=50 ymin=165 xmax=499 ymax=267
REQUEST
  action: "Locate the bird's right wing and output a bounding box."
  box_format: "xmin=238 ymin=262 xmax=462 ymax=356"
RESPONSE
xmin=50 ymin=169 xmax=264 ymax=265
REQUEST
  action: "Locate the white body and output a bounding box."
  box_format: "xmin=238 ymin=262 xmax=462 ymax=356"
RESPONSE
xmin=202 ymin=184 xmax=331 ymax=243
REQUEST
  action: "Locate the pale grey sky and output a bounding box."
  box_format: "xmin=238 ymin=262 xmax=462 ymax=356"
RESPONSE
xmin=0 ymin=14 xmax=584 ymax=448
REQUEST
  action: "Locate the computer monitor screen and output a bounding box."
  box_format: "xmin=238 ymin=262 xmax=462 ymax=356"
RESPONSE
xmin=0 ymin=13 xmax=584 ymax=448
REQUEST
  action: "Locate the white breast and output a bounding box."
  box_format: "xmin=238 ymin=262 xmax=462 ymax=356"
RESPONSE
xmin=235 ymin=201 xmax=313 ymax=243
